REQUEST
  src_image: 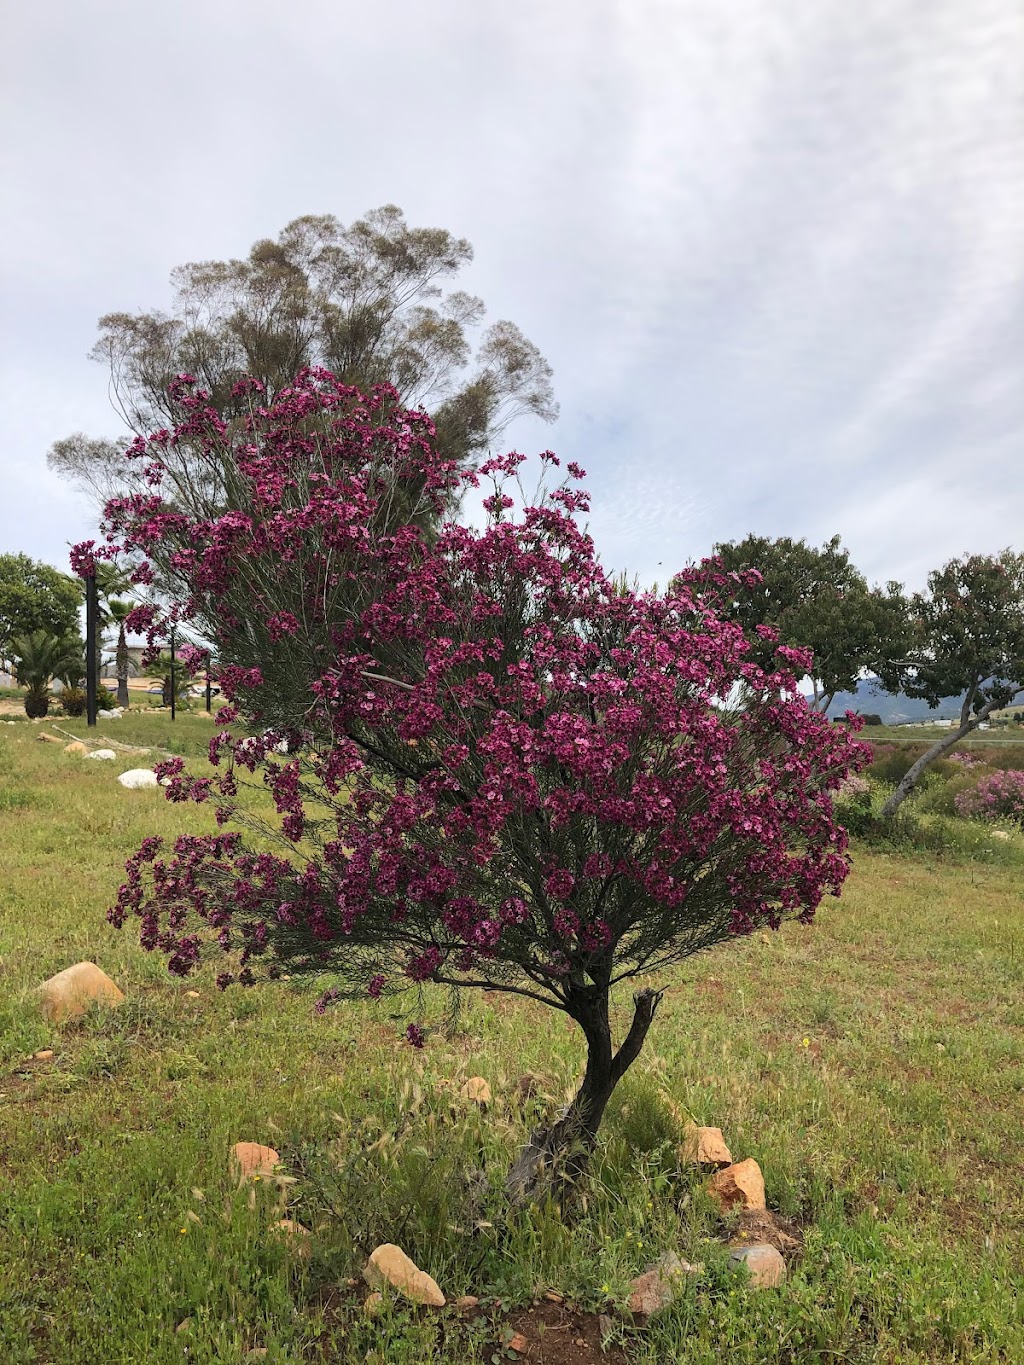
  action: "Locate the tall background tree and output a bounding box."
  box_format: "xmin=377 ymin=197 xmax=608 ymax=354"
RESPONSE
xmin=877 ymin=551 xmax=1024 ymax=815
xmin=0 ymin=554 xmax=82 ymax=666
xmin=690 ymin=535 xmax=909 ymax=713
xmin=47 ymin=206 xmax=557 ymax=513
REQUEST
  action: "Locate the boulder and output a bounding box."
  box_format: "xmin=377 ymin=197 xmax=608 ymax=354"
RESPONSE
xmin=460 ymin=1076 xmax=492 ymax=1105
xmin=626 ymin=1251 xmax=698 ymax=1316
xmin=681 ymin=1124 xmax=732 ymax=1166
xmin=230 ymin=1142 xmax=280 ymax=1184
xmin=63 ymin=741 xmax=88 ymax=755
xmin=98 ymin=708 xmax=121 ymax=719
xmin=84 ymin=749 xmax=117 ymax=761
xmin=707 ymin=1158 xmax=766 ymax=1212
xmin=363 ymin=1243 xmax=446 ymax=1307
xmin=728 ymin=1242 xmax=786 ymax=1287
xmin=117 ymin=768 xmax=159 ymax=790
xmin=38 ymin=962 xmax=125 ymax=1022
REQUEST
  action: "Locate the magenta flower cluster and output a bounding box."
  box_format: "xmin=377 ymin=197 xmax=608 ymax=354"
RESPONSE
xmin=85 ymin=369 xmax=865 ymax=1015
xmin=954 ymin=769 xmax=1024 ymax=824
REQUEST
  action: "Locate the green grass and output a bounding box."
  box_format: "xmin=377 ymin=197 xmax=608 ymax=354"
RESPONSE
xmin=1 ymin=718 xmax=1023 ymax=1362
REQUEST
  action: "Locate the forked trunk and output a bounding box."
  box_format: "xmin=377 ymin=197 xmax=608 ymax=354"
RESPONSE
xmin=506 ymin=985 xmax=664 ymax=1203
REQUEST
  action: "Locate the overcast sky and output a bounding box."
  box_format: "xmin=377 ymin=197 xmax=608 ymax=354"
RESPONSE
xmin=2 ymin=0 xmax=1022 ymax=596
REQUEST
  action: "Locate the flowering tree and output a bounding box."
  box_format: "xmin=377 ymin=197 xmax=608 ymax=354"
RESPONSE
xmin=876 ymin=553 xmax=1024 ymax=816
xmin=82 ymin=371 xmax=862 ymax=1194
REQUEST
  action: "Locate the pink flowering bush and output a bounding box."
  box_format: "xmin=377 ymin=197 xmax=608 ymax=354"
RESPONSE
xmin=954 ymin=770 xmax=1024 ymax=825
xmin=83 ymin=369 xmax=864 ymax=1192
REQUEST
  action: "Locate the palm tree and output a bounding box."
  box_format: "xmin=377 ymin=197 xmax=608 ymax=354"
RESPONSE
xmin=12 ymin=631 xmax=83 ymax=719
xmin=106 ymin=599 xmax=135 ymax=709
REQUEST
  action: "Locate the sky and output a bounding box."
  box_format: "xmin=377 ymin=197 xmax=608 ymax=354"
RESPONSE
xmin=2 ymin=0 xmax=1022 ymax=597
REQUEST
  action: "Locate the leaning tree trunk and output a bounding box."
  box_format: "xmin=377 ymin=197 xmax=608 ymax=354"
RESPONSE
xmin=115 ymin=624 xmax=130 ymax=710
xmin=506 ymin=985 xmax=663 ymax=1203
xmin=881 ymin=702 xmax=996 ymax=818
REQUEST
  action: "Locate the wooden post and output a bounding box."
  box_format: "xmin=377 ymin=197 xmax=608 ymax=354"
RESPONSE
xmin=169 ymin=627 xmax=176 ymax=721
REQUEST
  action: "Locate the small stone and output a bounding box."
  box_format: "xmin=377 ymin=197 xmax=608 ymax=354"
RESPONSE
xmin=63 ymin=741 xmax=87 ymax=755
xmin=681 ymin=1124 xmax=733 ymax=1166
xmin=175 ymin=1318 xmax=192 ymax=1333
xmin=83 ymin=748 xmax=117 ymax=761
xmin=117 ymin=768 xmax=159 ymax=789
xmin=627 ymin=1251 xmax=697 ymax=1316
xmin=363 ymin=1243 xmax=445 ymax=1307
xmin=460 ymin=1076 xmax=492 ymax=1105
xmin=728 ymin=1242 xmax=786 ymax=1287
xmin=185 ymin=990 xmax=200 ymax=999
xmin=34 ymin=1049 xmax=55 ymax=1060
xmin=455 ymin=1294 xmax=481 ymax=1310
xmin=508 ymin=1331 xmax=529 ymax=1353
xmin=543 ymin=1290 xmax=564 ymax=1303
xmin=707 ymin=1158 xmax=767 ymax=1212
xmin=38 ymin=962 xmax=125 ymax=1022
xmin=230 ymin=1141 xmax=280 ymax=1183
xmin=271 ymin=1219 xmax=311 ymax=1255
xmin=37 ymin=732 xmax=62 ymax=743
xmin=599 ymin=1313 xmax=614 ymax=1338
xmin=363 ymin=1291 xmax=384 ymax=1317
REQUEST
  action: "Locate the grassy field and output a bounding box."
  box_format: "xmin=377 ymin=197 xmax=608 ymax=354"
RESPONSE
xmin=2 ymin=715 xmax=1023 ymax=1363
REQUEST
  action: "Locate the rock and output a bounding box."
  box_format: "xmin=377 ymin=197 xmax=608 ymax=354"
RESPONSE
xmin=98 ymin=708 xmax=119 ymax=719
xmin=363 ymin=1292 xmax=384 ymax=1317
xmin=37 ymin=732 xmax=62 ymax=743
xmin=728 ymin=1242 xmax=786 ymax=1287
xmin=992 ymin=830 xmax=1011 ymax=841
xmin=38 ymin=962 xmax=125 ymax=1022
xmin=460 ymin=1076 xmax=492 ymax=1105
xmin=707 ymin=1158 xmax=766 ymax=1212
xmin=516 ymin=1073 xmax=543 ymax=1102
xmin=117 ymin=768 xmax=159 ymax=790
xmin=599 ymin=1313 xmax=614 ymax=1338
xmin=185 ymin=990 xmax=201 ymax=999
xmin=455 ymin=1294 xmax=480 ymax=1310
xmin=508 ymin=1331 xmax=529 ymax=1353
xmin=627 ymin=1251 xmax=698 ymax=1316
xmin=681 ymin=1124 xmax=733 ymax=1166
xmin=543 ymin=1291 xmax=564 ymax=1303
xmin=63 ymin=741 xmax=87 ymax=755
xmin=175 ymin=1318 xmax=192 ymax=1333
xmin=34 ymin=1049 xmax=55 ymax=1060
xmin=363 ymin=1243 xmax=446 ymax=1307
xmin=84 ymin=749 xmax=117 ymax=761
xmin=230 ymin=1141 xmax=280 ymax=1184
xmin=271 ymin=1219 xmax=311 ymax=1255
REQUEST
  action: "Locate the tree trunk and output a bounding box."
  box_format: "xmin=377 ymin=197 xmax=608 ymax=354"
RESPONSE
xmin=881 ymin=701 xmax=996 ymax=817
xmin=116 ymin=624 xmax=130 ymax=710
xmin=505 ymin=985 xmax=663 ymax=1203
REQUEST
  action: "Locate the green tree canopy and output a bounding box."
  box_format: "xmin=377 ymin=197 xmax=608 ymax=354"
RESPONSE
xmin=877 ymin=551 xmax=1024 ymax=814
xmin=47 ymin=206 xmax=557 ymax=511
xmin=0 ymin=553 xmax=82 ymax=655
xmin=690 ymin=534 xmax=909 ymax=712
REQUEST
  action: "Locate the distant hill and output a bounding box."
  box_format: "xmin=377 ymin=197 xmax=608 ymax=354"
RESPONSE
xmin=823 ymin=678 xmax=964 ymax=725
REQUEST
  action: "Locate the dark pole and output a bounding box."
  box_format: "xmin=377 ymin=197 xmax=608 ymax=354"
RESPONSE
xmin=85 ymin=572 xmax=98 ymax=728
xmin=169 ymin=627 xmax=176 ymax=722
xmin=205 ymin=664 xmax=212 ymax=713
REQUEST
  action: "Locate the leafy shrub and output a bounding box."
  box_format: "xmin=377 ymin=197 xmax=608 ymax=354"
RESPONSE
xmin=61 ymin=686 xmax=86 ymax=716
xmin=916 ymin=769 xmax=994 ymax=817
xmin=954 ymin=770 xmax=1024 ymax=825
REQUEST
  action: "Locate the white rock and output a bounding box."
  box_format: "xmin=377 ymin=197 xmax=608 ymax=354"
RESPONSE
xmin=98 ymin=709 xmax=117 ymax=719
xmin=117 ymin=768 xmax=159 ymax=790
xmin=84 ymin=749 xmax=118 ymax=761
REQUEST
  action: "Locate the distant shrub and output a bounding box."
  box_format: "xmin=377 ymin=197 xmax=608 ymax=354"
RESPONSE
xmin=916 ymin=769 xmax=994 ymax=817
xmin=954 ymin=770 xmax=1024 ymax=825
xmin=859 ymin=713 xmax=883 ymax=727
xmin=948 ymin=750 xmax=983 ymax=769
xmin=62 ymin=686 xmax=86 ymax=717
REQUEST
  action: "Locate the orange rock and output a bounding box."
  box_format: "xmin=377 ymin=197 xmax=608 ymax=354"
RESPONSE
xmin=363 ymin=1291 xmax=384 ymax=1317
xmin=460 ymin=1076 xmax=492 ymax=1105
xmin=271 ymin=1219 xmax=311 ymax=1255
xmin=38 ymin=962 xmax=125 ymax=1022
xmin=34 ymin=1049 xmax=55 ymax=1060
xmin=707 ymin=1158 xmax=766 ymax=1212
xmin=627 ymin=1252 xmax=697 ymax=1316
xmin=508 ymin=1331 xmax=529 ymax=1354
xmin=363 ymin=1243 xmax=445 ymax=1306
xmin=230 ymin=1142 xmax=280 ymax=1184
xmin=681 ymin=1124 xmax=733 ymax=1166
xmin=728 ymin=1242 xmax=786 ymax=1287
xmin=455 ymin=1295 xmax=481 ymax=1310
xmin=63 ymin=741 xmax=88 ymax=755
xmin=37 ymin=732 xmax=61 ymax=743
